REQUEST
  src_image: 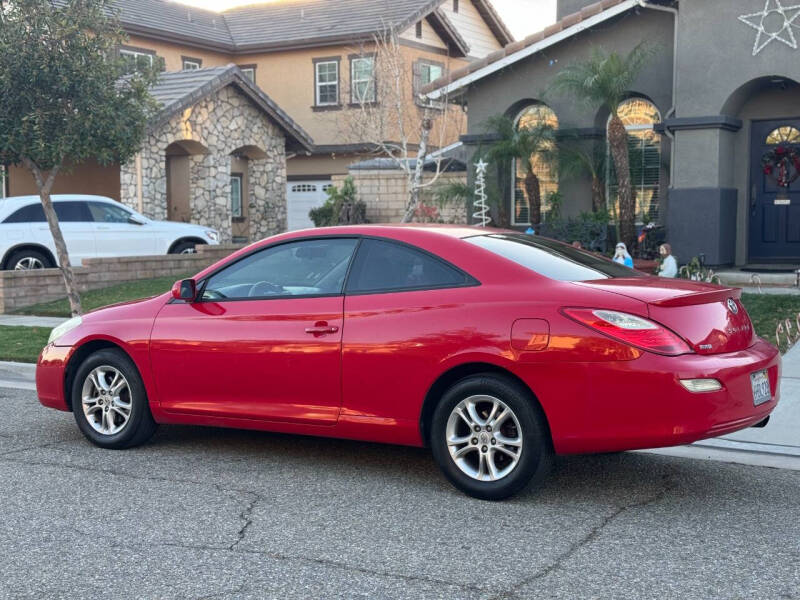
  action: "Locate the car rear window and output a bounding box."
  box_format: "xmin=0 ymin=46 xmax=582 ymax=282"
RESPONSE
xmin=465 ymin=234 xmax=643 ymax=282
xmin=3 ymin=203 xmax=46 ymax=223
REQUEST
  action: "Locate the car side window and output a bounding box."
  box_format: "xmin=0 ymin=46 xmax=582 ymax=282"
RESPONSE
xmin=88 ymin=202 xmax=133 ymax=223
xmin=53 ymin=202 xmax=92 ymax=222
xmin=3 ymin=203 xmax=46 ymax=223
xmin=345 ymin=238 xmax=468 ymax=293
xmin=201 ymin=238 xmax=358 ymax=301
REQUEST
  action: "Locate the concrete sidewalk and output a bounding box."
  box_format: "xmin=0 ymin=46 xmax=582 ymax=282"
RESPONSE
xmin=0 ymin=315 xmax=66 ymax=328
xmin=0 ymin=361 xmax=36 ymax=391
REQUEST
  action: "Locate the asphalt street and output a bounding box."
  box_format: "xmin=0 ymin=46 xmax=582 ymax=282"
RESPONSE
xmin=1 ymin=385 xmax=799 ymax=600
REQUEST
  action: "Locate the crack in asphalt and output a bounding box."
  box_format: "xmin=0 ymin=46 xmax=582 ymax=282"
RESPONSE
xmin=228 ymin=491 xmax=262 ymax=551
xmin=0 ymin=438 xmax=79 ymax=457
xmin=0 ymin=454 xmax=482 ymax=593
xmin=488 ymin=475 xmax=675 ymax=600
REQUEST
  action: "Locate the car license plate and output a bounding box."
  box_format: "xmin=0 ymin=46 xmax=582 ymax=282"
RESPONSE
xmin=750 ymin=370 xmax=771 ymax=406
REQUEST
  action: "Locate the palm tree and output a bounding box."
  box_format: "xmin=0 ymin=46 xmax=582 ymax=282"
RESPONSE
xmin=483 ymin=113 xmax=556 ymax=226
xmin=554 ymin=135 xmax=607 ymax=214
xmin=551 ymin=43 xmax=655 ymax=249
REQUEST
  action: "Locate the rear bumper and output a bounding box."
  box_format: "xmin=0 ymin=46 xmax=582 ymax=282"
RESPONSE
xmin=36 ymin=344 xmax=71 ymax=411
xmin=523 ymin=339 xmax=781 ymax=455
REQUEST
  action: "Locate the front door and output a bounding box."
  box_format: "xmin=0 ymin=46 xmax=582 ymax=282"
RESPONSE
xmin=149 ymin=237 xmax=358 ymax=425
xmin=749 ymin=118 xmax=800 ymax=262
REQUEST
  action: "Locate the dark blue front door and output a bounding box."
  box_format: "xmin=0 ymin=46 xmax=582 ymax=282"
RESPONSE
xmin=749 ymin=118 xmax=800 ymax=262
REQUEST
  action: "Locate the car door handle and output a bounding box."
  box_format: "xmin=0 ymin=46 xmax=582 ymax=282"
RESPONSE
xmin=305 ymin=324 xmax=339 ymax=335
xmin=97 ymin=225 xmax=111 ymax=230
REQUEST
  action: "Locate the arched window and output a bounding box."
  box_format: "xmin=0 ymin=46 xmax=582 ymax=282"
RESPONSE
xmin=512 ymin=104 xmax=558 ymax=225
xmin=607 ymin=98 xmax=662 ymax=224
xmin=766 ymin=126 xmax=800 ymax=144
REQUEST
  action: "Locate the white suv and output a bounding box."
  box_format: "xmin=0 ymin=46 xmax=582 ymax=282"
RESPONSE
xmin=0 ymin=195 xmax=220 ymax=270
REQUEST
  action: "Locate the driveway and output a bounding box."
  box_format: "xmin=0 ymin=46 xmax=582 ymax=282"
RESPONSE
xmin=1 ymin=385 xmax=799 ymax=599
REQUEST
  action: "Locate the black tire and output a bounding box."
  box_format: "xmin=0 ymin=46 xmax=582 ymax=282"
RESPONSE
xmin=6 ymin=248 xmax=52 ymax=270
xmin=71 ymin=349 xmax=158 ymax=449
xmin=430 ymin=374 xmax=553 ymax=501
xmin=169 ymin=240 xmax=203 ymax=255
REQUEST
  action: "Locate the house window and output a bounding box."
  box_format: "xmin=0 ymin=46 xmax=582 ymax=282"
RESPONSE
xmin=182 ymin=57 xmax=202 ymax=70
xmin=230 ymin=174 xmax=243 ymax=218
xmin=453 ymin=0 xmax=459 ymax=12
xmin=119 ymin=47 xmax=155 ymax=74
xmin=420 ymin=62 xmax=443 ymax=86
xmin=606 ymin=98 xmax=662 ymax=225
xmin=239 ymin=65 xmax=256 ymax=83
xmin=416 ymin=21 xmax=423 ymax=38
xmin=511 ymin=104 xmax=559 ymax=226
xmin=766 ymin=125 xmax=800 ymax=144
xmin=350 ymin=56 xmax=376 ymax=104
xmin=314 ymin=59 xmax=339 ymax=106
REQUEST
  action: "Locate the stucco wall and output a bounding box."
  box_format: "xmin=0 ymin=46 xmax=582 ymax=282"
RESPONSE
xmin=120 ymin=85 xmax=287 ymax=243
xmin=674 ymin=0 xmax=800 ymax=116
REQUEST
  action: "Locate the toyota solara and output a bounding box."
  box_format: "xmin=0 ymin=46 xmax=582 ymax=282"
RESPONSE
xmin=36 ymin=225 xmax=781 ymax=500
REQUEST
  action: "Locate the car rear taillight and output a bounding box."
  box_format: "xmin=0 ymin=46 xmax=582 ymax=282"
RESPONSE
xmin=563 ymin=308 xmax=692 ymax=356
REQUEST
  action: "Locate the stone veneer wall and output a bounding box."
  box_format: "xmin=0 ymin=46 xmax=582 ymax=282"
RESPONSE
xmin=120 ymin=86 xmax=287 ymax=243
xmin=0 ymin=244 xmax=243 ymax=313
xmin=335 ymin=170 xmax=467 ymax=224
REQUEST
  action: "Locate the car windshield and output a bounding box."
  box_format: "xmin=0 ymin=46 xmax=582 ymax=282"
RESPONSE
xmin=465 ymin=234 xmax=643 ymax=282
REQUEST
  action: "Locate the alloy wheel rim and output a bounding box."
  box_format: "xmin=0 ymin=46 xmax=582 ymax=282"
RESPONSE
xmin=81 ymin=366 xmax=132 ymax=436
xmin=14 ymin=257 xmax=44 ymax=270
xmin=180 ymin=247 xmax=196 ymax=254
xmin=445 ymin=395 xmax=523 ymax=482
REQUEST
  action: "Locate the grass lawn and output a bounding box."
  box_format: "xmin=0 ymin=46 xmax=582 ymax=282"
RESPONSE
xmin=741 ymin=293 xmax=800 ymax=353
xmin=0 ymin=325 xmax=52 ymax=363
xmin=15 ymin=274 xmax=189 ymax=318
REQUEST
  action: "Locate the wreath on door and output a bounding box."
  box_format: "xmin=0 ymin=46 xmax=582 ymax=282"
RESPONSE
xmin=762 ymin=144 xmax=800 ymax=188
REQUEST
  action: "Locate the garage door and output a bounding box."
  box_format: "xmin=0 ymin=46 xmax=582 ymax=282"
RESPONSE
xmin=287 ymin=180 xmax=334 ymax=231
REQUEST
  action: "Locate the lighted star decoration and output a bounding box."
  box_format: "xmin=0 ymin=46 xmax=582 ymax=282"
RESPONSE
xmin=739 ymin=0 xmax=800 ymax=56
xmin=472 ymin=159 xmax=491 ymax=227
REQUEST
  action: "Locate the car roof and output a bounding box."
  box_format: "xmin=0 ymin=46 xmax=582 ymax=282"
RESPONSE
xmin=282 ymin=224 xmax=511 ymax=240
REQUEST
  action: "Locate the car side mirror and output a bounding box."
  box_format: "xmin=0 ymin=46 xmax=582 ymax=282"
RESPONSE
xmin=171 ymin=279 xmax=197 ymax=302
xmin=127 ymin=215 xmax=146 ymax=225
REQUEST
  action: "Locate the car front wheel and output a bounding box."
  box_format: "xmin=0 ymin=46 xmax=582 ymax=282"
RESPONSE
xmin=71 ymin=349 xmax=158 ymax=449
xmin=170 ymin=240 xmax=203 ymax=255
xmin=431 ymin=374 xmax=553 ymax=500
xmin=7 ymin=248 xmax=52 ymax=270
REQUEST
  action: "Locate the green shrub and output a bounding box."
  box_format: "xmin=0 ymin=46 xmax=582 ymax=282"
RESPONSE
xmin=309 ymin=177 xmax=368 ymax=227
xmin=538 ymin=193 xmax=610 ymax=252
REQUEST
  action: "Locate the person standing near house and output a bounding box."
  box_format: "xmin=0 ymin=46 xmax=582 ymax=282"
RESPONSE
xmin=613 ymin=242 xmax=634 ymax=268
xmin=657 ymin=243 xmax=678 ymax=278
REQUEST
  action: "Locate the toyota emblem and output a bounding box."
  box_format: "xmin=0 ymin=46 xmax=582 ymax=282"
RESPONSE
xmin=727 ymin=298 xmax=739 ymax=314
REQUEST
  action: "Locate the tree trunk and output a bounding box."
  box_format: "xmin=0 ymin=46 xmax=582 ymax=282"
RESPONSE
xmin=22 ymin=159 xmax=83 ymax=316
xmin=591 ymin=175 xmax=605 ymax=213
xmin=524 ymin=170 xmax=541 ymax=226
xmin=608 ymin=114 xmax=634 ymax=249
xmin=402 ymin=116 xmax=433 ymax=223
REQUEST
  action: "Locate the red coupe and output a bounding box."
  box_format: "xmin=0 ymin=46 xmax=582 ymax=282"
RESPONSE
xmin=37 ymin=226 xmax=780 ymax=499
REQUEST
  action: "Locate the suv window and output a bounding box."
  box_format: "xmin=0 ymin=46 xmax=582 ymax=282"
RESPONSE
xmin=202 ymin=238 xmax=358 ymax=301
xmin=88 ymin=202 xmax=133 ymax=223
xmin=54 ymin=201 xmax=92 ymax=222
xmin=3 ymin=203 xmax=46 ymax=223
xmin=346 ymin=239 xmax=468 ymax=293
xmin=3 ymin=201 xmax=96 ymax=224
xmin=465 ymin=234 xmax=643 ymax=281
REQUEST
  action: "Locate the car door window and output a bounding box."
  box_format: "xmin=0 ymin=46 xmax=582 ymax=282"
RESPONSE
xmin=3 ymin=203 xmax=46 ymax=223
xmin=202 ymin=238 xmax=358 ymax=301
xmin=88 ymin=202 xmax=133 ymax=223
xmin=345 ymin=238 xmax=469 ymax=293
xmin=53 ymin=202 xmax=92 ymax=222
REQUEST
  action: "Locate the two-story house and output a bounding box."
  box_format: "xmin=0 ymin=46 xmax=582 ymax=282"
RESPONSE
xmin=5 ymin=0 xmax=512 ymax=239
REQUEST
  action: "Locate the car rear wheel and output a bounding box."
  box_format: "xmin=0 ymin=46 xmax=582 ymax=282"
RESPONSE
xmin=7 ymin=248 xmax=52 ymax=270
xmin=431 ymin=374 xmax=552 ymax=500
xmin=71 ymin=349 xmax=157 ymax=449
